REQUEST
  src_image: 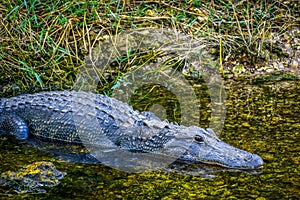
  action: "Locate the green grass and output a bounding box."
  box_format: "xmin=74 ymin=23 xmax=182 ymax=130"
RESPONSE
xmin=0 ymin=0 xmax=298 ymax=96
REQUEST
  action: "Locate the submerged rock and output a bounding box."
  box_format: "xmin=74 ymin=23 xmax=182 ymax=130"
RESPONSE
xmin=0 ymin=161 xmax=66 ymax=194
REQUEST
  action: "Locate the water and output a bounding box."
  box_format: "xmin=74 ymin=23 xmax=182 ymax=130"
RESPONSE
xmin=0 ymin=77 xmax=299 ymax=199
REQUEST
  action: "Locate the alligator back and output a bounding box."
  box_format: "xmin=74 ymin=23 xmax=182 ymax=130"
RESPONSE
xmin=0 ymin=91 xmax=176 ymax=149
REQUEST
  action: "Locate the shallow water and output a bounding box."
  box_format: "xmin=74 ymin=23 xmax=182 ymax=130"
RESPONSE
xmin=0 ymin=77 xmax=299 ymax=199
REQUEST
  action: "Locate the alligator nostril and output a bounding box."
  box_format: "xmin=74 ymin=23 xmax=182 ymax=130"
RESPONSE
xmin=253 ymin=154 xmax=264 ymax=165
xmin=244 ymin=154 xmax=264 ymax=168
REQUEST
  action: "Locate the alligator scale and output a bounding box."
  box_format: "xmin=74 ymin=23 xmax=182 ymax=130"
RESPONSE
xmin=0 ymin=91 xmax=263 ymax=170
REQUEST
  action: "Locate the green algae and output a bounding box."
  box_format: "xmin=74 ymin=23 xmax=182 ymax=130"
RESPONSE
xmin=1 ymin=78 xmax=299 ymax=199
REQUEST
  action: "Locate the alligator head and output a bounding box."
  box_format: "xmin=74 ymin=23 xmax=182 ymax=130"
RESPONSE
xmin=164 ymin=126 xmax=263 ymax=170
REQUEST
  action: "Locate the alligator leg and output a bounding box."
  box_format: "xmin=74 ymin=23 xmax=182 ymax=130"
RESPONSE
xmin=0 ymin=113 xmax=29 ymax=140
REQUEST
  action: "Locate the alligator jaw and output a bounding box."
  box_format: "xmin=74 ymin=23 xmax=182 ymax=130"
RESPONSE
xmin=185 ymin=143 xmax=264 ymax=170
xmin=175 ymin=127 xmax=264 ymax=170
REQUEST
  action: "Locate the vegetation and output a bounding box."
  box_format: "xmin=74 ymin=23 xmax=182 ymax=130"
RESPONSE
xmin=0 ymin=0 xmax=298 ymax=95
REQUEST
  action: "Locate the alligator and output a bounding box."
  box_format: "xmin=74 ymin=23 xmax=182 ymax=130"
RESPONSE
xmin=0 ymin=91 xmax=263 ymax=170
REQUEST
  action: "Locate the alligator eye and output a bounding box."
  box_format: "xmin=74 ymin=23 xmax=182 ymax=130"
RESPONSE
xmin=194 ymin=135 xmax=204 ymax=143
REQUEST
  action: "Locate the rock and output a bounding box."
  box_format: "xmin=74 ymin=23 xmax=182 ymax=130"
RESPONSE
xmin=0 ymin=161 xmax=66 ymax=194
